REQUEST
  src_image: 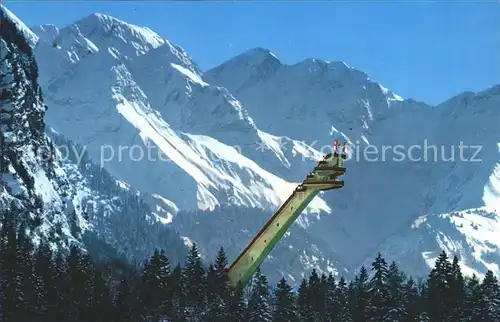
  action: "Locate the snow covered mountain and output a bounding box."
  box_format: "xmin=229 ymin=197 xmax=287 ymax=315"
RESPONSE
xmin=206 ymin=49 xmax=500 ymax=277
xmin=13 ymin=7 xmax=500 ymax=283
xmin=0 ymin=6 xmax=188 ymax=266
xmin=31 ymin=13 xmax=328 ymax=215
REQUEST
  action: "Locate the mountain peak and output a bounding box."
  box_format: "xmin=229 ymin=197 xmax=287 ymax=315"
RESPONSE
xmin=294 ymin=57 xmax=351 ymax=70
xmin=244 ymin=47 xmax=279 ymax=58
xmin=68 ymin=12 xmax=165 ymax=56
xmin=223 ymin=47 xmax=282 ymax=69
xmin=289 ymin=57 xmax=353 ymax=75
xmin=74 ymin=12 xmax=148 ymax=33
xmin=0 ymin=5 xmax=39 ymax=47
xmin=79 ymin=12 xmax=124 ymax=26
xmin=295 ymin=57 xmax=327 ymax=66
xmin=205 ymin=47 xmax=282 ymax=91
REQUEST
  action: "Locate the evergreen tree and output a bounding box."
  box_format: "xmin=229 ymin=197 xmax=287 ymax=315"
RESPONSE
xmin=403 ymin=276 xmax=420 ymax=321
xmin=206 ymin=262 xmax=227 ymax=320
xmin=116 ymin=278 xmax=133 ymax=321
xmin=426 ymin=250 xmax=453 ymax=321
xmin=228 ymin=282 xmax=246 ymax=321
xmin=325 ymin=273 xmax=338 ymax=320
xmin=449 ymin=255 xmax=465 ymax=320
xmin=368 ymin=252 xmax=390 ymax=320
xmin=478 ymin=270 xmax=500 ymax=320
xmin=169 ymin=263 xmax=186 ymax=320
xmin=247 ymin=267 xmax=272 ymax=321
xmin=90 ymin=267 xmax=112 ymax=322
xmin=273 ymin=277 xmax=297 ymax=322
xmin=33 ymin=241 xmax=58 ymax=321
xmin=53 ymin=251 xmax=71 ymax=321
xmin=139 ymin=249 xmax=172 ymax=319
xmin=0 ymin=264 xmax=3 ymax=322
xmin=464 ymin=274 xmax=482 ymax=320
xmin=16 ymin=225 xmax=36 ymax=320
xmin=335 ymin=276 xmax=352 ymax=321
xmin=0 ymin=210 xmax=23 ymax=322
xmin=307 ymin=269 xmax=326 ymax=319
xmin=206 ymin=263 xmax=217 ymax=306
xmin=182 ymin=244 xmax=206 ymax=320
xmin=385 ymin=261 xmax=407 ymax=321
xmin=297 ymin=278 xmax=313 ymax=320
xmin=350 ymin=266 xmax=371 ymax=322
xmin=67 ymin=245 xmax=94 ymax=321
xmin=207 ymin=247 xmax=230 ymax=320
xmin=416 ymin=276 xmax=429 ymax=321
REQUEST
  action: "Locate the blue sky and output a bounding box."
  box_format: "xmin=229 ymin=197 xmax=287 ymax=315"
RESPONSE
xmin=4 ymin=1 xmax=500 ymax=105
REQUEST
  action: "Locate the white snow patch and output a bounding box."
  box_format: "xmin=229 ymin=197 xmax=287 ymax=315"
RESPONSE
xmin=182 ymin=236 xmax=194 ymax=248
xmin=33 ymin=169 xmax=60 ymax=204
xmin=114 ymin=95 xmax=215 ymax=187
xmin=117 ymin=181 xmax=130 ymax=189
xmin=170 ymin=63 xmax=208 ymax=87
xmin=257 ymin=130 xmax=290 ymax=166
xmin=379 ymin=83 xmax=404 ymax=102
xmin=390 ymin=93 xmax=404 ymax=101
xmin=152 ymin=193 xmax=179 ymax=213
xmin=379 ymin=84 xmax=390 ymax=95
xmin=154 ymin=212 xmax=173 ymax=224
xmin=186 ymin=133 xmax=329 ymax=214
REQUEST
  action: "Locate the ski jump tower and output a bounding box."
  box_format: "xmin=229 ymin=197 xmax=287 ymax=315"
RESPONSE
xmin=227 ymin=142 xmax=347 ymax=287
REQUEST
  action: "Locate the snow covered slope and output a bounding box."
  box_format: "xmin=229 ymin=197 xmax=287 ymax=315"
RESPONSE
xmin=31 ymin=14 xmax=328 ymax=215
xmin=205 ymin=48 xmax=435 ymax=262
xmin=0 ymin=6 xmax=187 ymax=264
xmin=205 ymin=47 xmax=407 ymax=144
xmin=366 ymin=86 xmax=500 ymax=279
xmin=1 ymin=6 xmax=76 ymax=248
xmin=367 ymin=206 xmax=500 ymax=279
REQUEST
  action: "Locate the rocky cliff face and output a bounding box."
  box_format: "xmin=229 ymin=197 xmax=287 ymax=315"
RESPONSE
xmin=0 ymin=6 xmax=188 ymax=265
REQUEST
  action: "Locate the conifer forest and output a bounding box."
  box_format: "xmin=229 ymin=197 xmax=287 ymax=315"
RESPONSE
xmin=1 ymin=209 xmax=500 ymax=321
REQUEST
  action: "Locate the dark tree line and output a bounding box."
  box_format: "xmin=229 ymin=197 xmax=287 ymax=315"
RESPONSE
xmin=1 ymin=205 xmax=500 ymax=321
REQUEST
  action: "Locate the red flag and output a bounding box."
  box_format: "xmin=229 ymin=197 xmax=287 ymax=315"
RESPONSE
xmin=333 ymin=140 xmax=339 ymax=150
